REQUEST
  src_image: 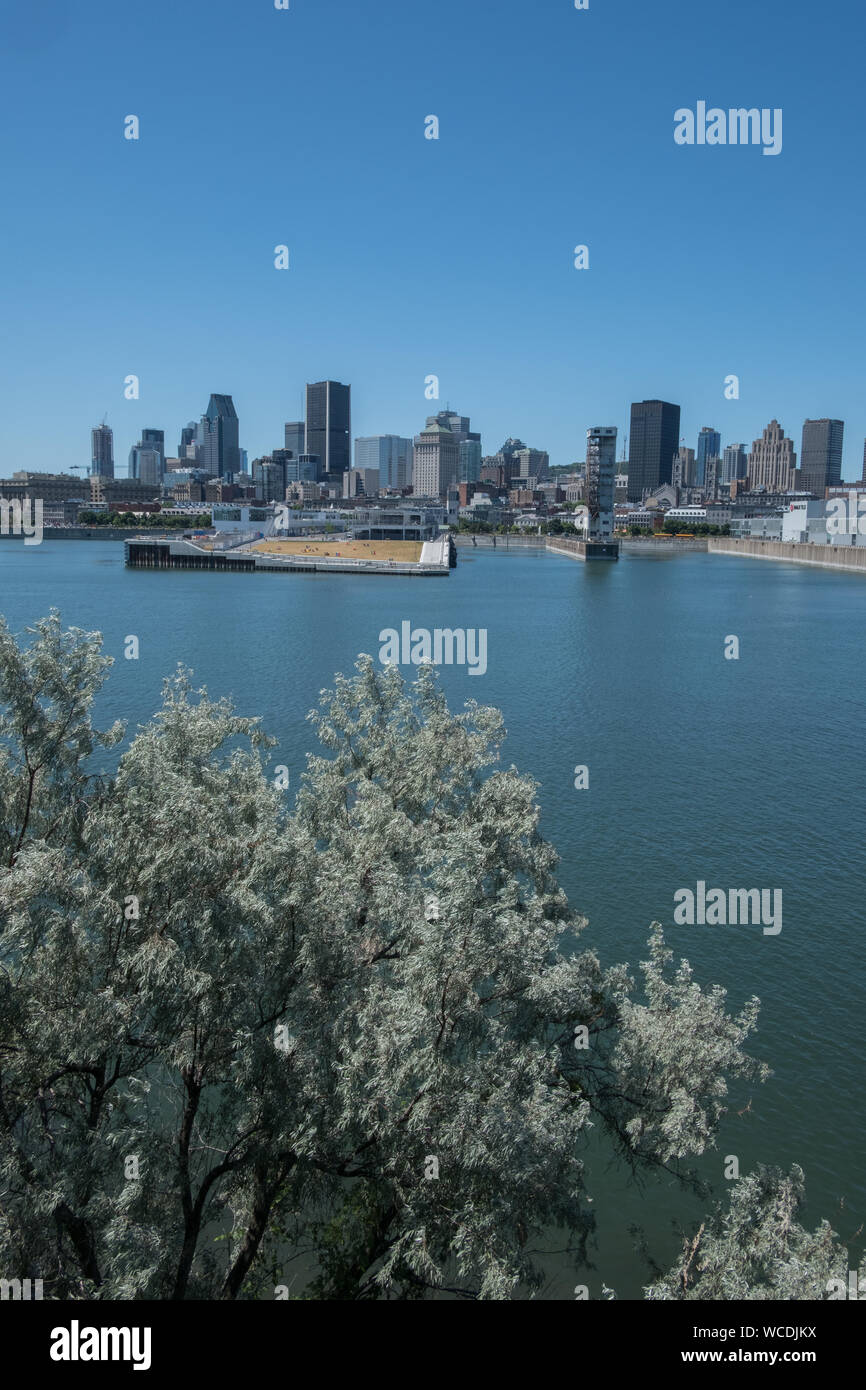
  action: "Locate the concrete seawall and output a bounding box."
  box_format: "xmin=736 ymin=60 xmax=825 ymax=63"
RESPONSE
xmin=453 ymin=534 xmax=544 ymax=549
xmin=709 ymin=537 xmax=866 ymax=574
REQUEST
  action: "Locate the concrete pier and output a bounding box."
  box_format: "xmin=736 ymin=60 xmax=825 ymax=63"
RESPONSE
xmin=125 ymin=534 xmax=451 ymax=576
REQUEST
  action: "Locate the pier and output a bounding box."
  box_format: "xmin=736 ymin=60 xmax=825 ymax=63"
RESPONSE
xmin=125 ymin=534 xmax=452 ymax=576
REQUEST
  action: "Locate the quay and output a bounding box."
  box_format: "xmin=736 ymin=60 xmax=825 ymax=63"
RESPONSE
xmin=125 ymin=533 xmax=453 ymax=576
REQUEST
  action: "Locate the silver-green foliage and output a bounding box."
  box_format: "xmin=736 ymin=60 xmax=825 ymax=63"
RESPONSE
xmin=646 ymin=1165 xmax=859 ymax=1300
xmin=0 ymin=613 xmax=834 ymax=1299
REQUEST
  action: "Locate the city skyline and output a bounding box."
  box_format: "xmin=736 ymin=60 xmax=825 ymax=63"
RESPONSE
xmin=79 ymin=385 xmax=866 ymax=487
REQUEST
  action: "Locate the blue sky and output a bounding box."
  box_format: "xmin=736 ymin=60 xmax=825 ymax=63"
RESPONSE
xmin=1 ymin=0 xmax=863 ymax=476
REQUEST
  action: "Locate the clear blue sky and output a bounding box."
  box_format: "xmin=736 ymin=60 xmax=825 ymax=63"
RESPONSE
xmin=1 ymin=0 xmax=864 ymax=476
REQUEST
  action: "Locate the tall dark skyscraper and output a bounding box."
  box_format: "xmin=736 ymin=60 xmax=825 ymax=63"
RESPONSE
xmin=305 ymin=381 xmax=351 ymax=480
xmin=627 ymin=400 xmax=681 ymax=501
xmin=91 ymin=423 xmax=114 ymax=478
xmin=800 ymin=418 xmax=844 ymax=495
xmin=201 ymin=394 xmax=240 ymax=477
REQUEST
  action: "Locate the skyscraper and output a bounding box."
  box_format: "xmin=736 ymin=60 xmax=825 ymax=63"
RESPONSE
xmin=284 ymin=421 xmax=306 ymax=459
xmin=413 ymin=421 xmax=459 ymax=496
xmin=354 ymin=436 xmax=414 ymax=490
xmin=627 ymin=400 xmax=681 ymax=501
xmin=141 ymin=429 xmax=165 ymax=473
xmin=91 ymin=423 xmax=114 ymax=478
xmin=200 ymin=394 xmax=240 ymax=478
xmin=722 ymin=443 xmax=748 ymax=485
xmin=128 ymin=444 xmax=163 ymax=487
xmin=459 ymin=439 xmax=482 ymax=484
xmin=696 ymin=427 xmax=721 ymax=487
xmin=748 ymin=421 xmax=796 ymax=491
xmin=305 ymin=381 xmax=351 ymax=481
xmin=178 ymin=422 xmax=200 ymax=462
xmin=585 ymin=427 xmax=616 ymax=540
xmin=800 ymin=419 xmax=844 ymax=495
xmin=426 ymin=411 xmax=482 ymax=483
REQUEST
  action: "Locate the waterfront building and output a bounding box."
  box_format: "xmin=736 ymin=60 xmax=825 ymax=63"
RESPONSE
xmin=800 ymin=418 xmax=844 ymax=495
xmin=627 ymin=400 xmax=681 ymax=501
xmin=748 ymin=420 xmax=796 ymax=492
xmin=305 ymin=381 xmax=351 ymax=482
xmin=91 ymin=424 xmax=114 ymax=478
xmin=585 ymin=426 xmax=617 ymax=540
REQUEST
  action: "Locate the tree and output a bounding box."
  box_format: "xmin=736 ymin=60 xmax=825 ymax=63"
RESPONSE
xmin=646 ymin=1165 xmax=861 ymax=1300
xmin=0 ymin=615 xmax=848 ymax=1299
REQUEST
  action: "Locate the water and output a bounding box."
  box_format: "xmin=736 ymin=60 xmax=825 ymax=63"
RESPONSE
xmin=1 ymin=538 xmax=863 ymax=1297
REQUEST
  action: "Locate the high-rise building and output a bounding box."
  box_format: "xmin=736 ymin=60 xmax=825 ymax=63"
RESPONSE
xmin=748 ymin=421 xmax=796 ymax=491
xmin=627 ymin=400 xmax=681 ymax=501
xmin=200 ymin=394 xmax=240 ymax=478
xmin=286 ymin=454 xmax=320 ymax=483
xmin=862 ymin=439 xmax=866 ymax=485
xmin=253 ymin=450 xmax=294 ymax=502
xmin=305 ymin=381 xmax=351 ymax=481
xmin=128 ymin=445 xmax=163 ymax=487
xmin=354 ymin=436 xmax=414 ymax=490
xmin=91 ymin=424 xmax=114 ymax=478
xmin=140 ymin=429 xmax=165 ymax=475
xmin=459 ymin=438 xmax=482 ymax=484
xmin=284 ymin=421 xmax=306 ymax=460
xmin=585 ymin=427 xmax=616 ymax=540
xmin=513 ymin=447 xmax=550 ymax=481
xmin=722 ymin=443 xmax=748 ymax=485
xmin=800 ymin=419 xmax=844 ymax=495
xmin=425 ymin=411 xmax=482 ymax=480
xmin=696 ymin=427 xmax=721 ymax=487
xmin=413 ymin=421 xmax=459 ymax=497
xmin=178 ymin=422 xmax=199 ymax=461
xmin=428 ymin=411 xmax=470 ymax=438
xmin=343 ymin=468 xmax=380 ymax=498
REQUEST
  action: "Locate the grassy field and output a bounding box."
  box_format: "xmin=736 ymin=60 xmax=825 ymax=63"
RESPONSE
xmin=251 ymin=538 xmax=423 ymax=562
